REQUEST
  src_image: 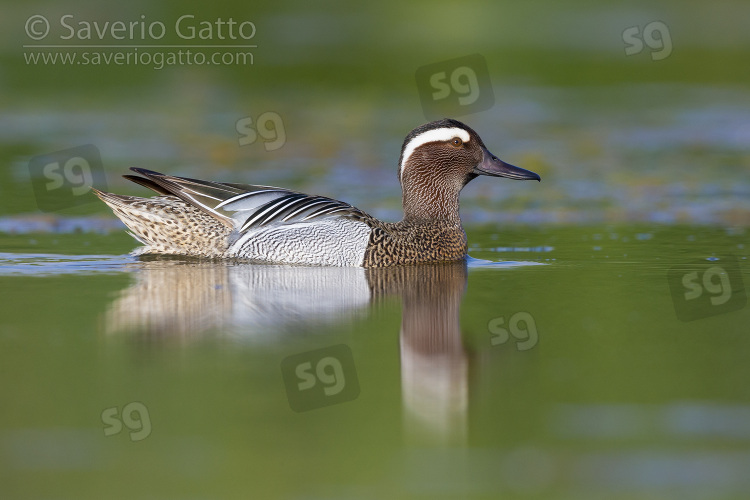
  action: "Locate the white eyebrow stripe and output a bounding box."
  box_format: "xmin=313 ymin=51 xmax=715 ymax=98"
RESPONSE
xmin=399 ymin=127 xmax=471 ymax=180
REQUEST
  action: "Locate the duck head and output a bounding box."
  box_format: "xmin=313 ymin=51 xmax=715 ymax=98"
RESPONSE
xmin=398 ymin=118 xmax=540 ymax=223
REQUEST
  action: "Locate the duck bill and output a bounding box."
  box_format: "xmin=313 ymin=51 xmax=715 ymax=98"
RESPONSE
xmin=473 ymin=147 xmax=541 ymax=181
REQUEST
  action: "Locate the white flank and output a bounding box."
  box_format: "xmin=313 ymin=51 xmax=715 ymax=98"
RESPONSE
xmin=228 ymin=218 xmax=371 ymax=266
xmin=399 ymin=127 xmax=471 ymax=180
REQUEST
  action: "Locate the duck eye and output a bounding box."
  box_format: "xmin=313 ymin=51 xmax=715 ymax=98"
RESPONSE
xmin=451 ymin=137 xmax=463 ymax=146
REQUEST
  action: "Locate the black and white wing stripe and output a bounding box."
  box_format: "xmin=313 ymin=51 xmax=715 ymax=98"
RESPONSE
xmin=236 ymin=194 xmax=365 ymax=232
xmin=125 ymin=168 xmax=369 ymax=233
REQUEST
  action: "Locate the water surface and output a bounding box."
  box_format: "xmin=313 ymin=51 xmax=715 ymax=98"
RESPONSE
xmin=1 ymin=223 xmax=747 ymax=498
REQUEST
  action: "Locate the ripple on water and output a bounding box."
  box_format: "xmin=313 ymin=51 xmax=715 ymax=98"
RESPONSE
xmin=0 ymin=253 xmax=134 ymax=277
xmin=466 ymin=256 xmax=547 ymax=268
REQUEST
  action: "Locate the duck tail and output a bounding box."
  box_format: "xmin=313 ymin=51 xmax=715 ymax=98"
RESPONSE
xmin=93 ymin=188 xmax=231 ymax=257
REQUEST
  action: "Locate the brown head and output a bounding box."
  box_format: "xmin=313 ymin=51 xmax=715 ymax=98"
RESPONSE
xmin=397 ymin=118 xmax=540 ymax=224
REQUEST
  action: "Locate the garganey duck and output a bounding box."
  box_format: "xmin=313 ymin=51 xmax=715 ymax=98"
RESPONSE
xmin=94 ymin=118 xmax=540 ymax=267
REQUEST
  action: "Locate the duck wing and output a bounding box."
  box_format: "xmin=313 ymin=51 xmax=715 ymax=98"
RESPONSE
xmin=125 ymin=168 xmax=370 ymax=233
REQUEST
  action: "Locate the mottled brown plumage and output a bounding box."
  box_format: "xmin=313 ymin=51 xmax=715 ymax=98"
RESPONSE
xmin=93 ymin=191 xmax=230 ymax=257
xmin=361 ymin=218 xmax=467 ymax=267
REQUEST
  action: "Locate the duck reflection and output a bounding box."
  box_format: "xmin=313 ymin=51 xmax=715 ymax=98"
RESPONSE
xmin=367 ymin=263 xmax=469 ymax=445
xmin=105 ymin=259 xmax=373 ymax=339
xmin=104 ymin=258 xmax=471 ymax=442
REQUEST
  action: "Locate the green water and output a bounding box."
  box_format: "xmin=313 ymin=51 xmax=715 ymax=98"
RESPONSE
xmin=1 ymin=225 xmax=748 ymax=498
xmin=3 ymin=0 xmax=750 ymax=497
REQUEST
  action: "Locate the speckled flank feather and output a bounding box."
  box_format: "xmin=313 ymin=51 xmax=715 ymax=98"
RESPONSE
xmin=93 ymin=190 xmax=231 ymax=257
